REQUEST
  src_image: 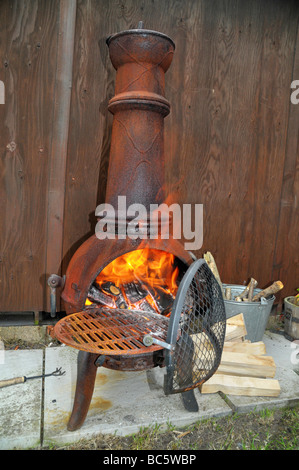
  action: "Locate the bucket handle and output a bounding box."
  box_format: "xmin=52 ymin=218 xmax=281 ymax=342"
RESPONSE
xmin=259 ymin=297 xmax=268 ymax=308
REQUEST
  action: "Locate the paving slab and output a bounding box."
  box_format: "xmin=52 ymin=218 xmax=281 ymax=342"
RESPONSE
xmin=0 ymin=349 xmax=43 ymax=450
xmin=0 ymin=330 xmax=298 ymax=449
xmin=264 ymin=331 xmax=299 ymax=372
xmin=224 ymin=332 xmax=299 ymax=414
xmin=43 ymin=346 xmax=232 ymax=446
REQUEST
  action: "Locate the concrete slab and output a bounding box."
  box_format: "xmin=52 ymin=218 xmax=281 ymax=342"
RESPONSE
xmin=0 ymin=330 xmax=298 ymax=449
xmin=223 ymin=331 xmax=299 ymax=414
xmin=43 ymin=346 xmax=232 ymax=446
xmin=0 ymin=349 xmax=43 ymax=450
xmin=264 ymin=330 xmax=299 ymax=373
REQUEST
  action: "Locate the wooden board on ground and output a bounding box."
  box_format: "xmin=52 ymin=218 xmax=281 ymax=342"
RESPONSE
xmin=216 ymin=351 xmax=276 ymax=378
xmin=201 ymin=374 xmax=281 ymax=397
xmin=198 ymin=313 xmax=280 ymax=398
xmin=223 ymin=341 xmax=266 ymax=355
xmin=225 ymin=313 xmax=247 ymax=342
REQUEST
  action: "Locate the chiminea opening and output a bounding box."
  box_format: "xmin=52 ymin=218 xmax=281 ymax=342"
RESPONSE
xmin=86 ymin=249 xmax=187 ymax=314
xmin=49 ymin=24 xmax=226 ymax=432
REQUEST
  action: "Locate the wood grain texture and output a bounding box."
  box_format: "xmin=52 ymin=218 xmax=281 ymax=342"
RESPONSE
xmin=165 ymin=0 xmax=298 ymax=294
xmin=61 ymin=0 xmax=116 ymax=274
xmin=201 ymin=374 xmax=281 ymax=397
xmin=272 ymin=14 xmax=299 ymax=303
xmin=217 ymin=351 xmax=276 ymax=378
xmin=44 ymin=0 xmax=77 ymax=310
xmin=0 ymin=0 xmax=298 ymax=312
xmin=0 ymin=0 xmax=60 ymax=310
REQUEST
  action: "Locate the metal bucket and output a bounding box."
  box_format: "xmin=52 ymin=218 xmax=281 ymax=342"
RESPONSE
xmin=223 ymin=284 xmax=275 ymax=342
xmin=284 ymin=297 xmax=299 ymax=340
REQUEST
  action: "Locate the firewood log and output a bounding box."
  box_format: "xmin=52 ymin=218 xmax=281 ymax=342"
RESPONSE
xmin=204 ymin=252 xmax=224 ymax=296
xmin=248 ymin=278 xmax=258 ymax=301
xmin=216 ymin=351 xmax=276 ymax=378
xmin=87 ymin=285 xmax=114 ymax=307
xmin=235 ymin=278 xmax=257 ymax=302
xmin=225 ymin=287 xmax=232 ymax=300
xmin=201 ymin=375 xmax=280 ymax=397
xmin=101 ymin=281 xmax=121 ymax=296
xmin=252 ymin=281 xmax=284 ymax=302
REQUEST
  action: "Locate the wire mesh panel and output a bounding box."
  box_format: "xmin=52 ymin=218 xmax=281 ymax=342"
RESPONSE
xmin=164 ymin=259 xmax=226 ymax=394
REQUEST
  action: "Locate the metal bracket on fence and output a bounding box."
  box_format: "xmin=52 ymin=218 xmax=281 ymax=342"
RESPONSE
xmin=47 ymin=275 xmax=65 ymax=318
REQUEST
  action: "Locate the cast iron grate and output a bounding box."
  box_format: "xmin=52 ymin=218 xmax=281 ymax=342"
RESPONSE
xmin=53 ymin=259 xmax=226 ymax=395
xmin=53 ymin=308 xmax=170 ymax=355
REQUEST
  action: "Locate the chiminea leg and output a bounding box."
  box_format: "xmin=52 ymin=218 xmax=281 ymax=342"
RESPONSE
xmin=177 ymin=333 xmax=199 ymax=412
xmin=67 ymin=351 xmax=99 ymax=431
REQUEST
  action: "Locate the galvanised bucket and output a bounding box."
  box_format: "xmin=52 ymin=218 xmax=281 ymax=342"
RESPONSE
xmin=223 ymin=284 xmax=275 ymax=342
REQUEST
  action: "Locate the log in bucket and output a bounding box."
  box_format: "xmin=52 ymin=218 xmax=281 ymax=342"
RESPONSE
xmin=223 ymin=284 xmax=275 ymax=342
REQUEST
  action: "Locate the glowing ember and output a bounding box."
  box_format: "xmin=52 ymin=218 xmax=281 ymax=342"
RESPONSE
xmin=86 ymin=248 xmax=179 ymax=315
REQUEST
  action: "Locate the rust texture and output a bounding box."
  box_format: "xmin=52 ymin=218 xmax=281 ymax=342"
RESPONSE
xmin=53 ymin=307 xmax=170 ymax=356
xmin=58 ymin=25 xmax=193 ymax=432
xmin=104 ymin=29 xmax=175 ymax=213
xmin=61 ymin=27 xmax=192 ymax=315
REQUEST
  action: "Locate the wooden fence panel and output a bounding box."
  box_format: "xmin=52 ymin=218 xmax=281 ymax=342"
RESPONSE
xmin=0 ymin=0 xmax=298 ymax=312
xmin=272 ymin=19 xmax=299 ymax=301
xmin=0 ymin=0 xmax=60 ymax=311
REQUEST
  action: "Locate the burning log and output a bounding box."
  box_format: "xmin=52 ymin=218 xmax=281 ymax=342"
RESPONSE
xmin=137 ymin=298 xmax=157 ymax=314
xmin=101 ymin=281 xmax=121 ymax=296
xmin=87 ymin=285 xmax=115 ymax=308
xmin=147 ymin=285 xmax=175 ymax=315
xmin=123 ymin=280 xmax=171 ymax=313
xmin=100 ymin=281 xmax=128 ymax=309
xmin=115 ymin=295 xmax=128 ymax=309
xmin=123 ymin=280 xmax=175 ymax=315
xmin=123 ymin=281 xmax=147 ymax=304
xmin=252 ymin=281 xmax=284 ymax=302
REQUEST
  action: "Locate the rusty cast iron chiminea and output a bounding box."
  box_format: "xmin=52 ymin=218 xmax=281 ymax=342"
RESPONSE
xmin=49 ymin=24 xmax=226 ymax=432
xmin=60 ymin=24 xmax=193 ymax=318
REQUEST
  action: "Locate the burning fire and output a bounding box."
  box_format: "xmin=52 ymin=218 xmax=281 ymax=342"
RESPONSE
xmin=85 ymin=248 xmax=179 ymax=315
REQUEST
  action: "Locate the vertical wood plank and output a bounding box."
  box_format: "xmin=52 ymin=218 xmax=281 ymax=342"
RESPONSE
xmin=165 ymin=0 xmax=298 ymax=292
xmin=0 ymin=0 xmax=60 ymax=311
xmin=272 ymin=16 xmax=299 ymax=304
xmin=166 ymin=0 xmax=266 ymax=284
xmin=44 ymin=0 xmax=77 ymax=310
xmin=61 ymin=0 xmax=116 ymax=273
xmin=246 ymin=2 xmax=298 ymax=291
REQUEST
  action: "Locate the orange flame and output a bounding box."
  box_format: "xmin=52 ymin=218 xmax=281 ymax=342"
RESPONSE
xmin=87 ymin=248 xmax=179 ymax=314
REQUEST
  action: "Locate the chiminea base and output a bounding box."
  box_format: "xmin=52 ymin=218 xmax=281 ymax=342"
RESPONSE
xmin=99 ymin=351 xmax=164 ymax=371
xmin=67 ymin=350 xmax=198 ymax=432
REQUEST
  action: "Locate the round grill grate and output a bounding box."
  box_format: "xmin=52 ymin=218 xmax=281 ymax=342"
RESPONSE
xmin=53 ymin=259 xmax=226 ymax=395
xmin=53 ymin=308 xmax=170 ymax=355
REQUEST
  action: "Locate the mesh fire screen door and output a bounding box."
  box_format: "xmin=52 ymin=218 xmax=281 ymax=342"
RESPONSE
xmin=162 ymin=259 xmax=226 ymax=395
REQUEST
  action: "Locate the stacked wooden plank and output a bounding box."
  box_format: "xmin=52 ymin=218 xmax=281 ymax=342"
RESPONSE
xmin=201 ymin=313 xmax=281 ymax=397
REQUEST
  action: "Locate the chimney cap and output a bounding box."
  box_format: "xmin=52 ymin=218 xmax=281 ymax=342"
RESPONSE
xmin=106 ymin=25 xmax=175 ymax=49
